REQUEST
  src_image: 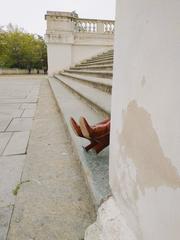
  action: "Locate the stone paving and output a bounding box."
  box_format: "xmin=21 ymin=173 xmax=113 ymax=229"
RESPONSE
xmin=0 ymin=76 xmax=42 ymax=240
xmin=0 ymin=75 xmax=95 ymax=240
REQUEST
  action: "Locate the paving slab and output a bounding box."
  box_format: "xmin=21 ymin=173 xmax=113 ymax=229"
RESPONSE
xmin=0 ymin=109 xmax=23 ymax=118
xmin=0 ymin=155 xmax=25 ymax=207
xmin=0 ymin=206 xmax=13 ymax=240
xmin=0 ymin=98 xmax=38 ymax=104
xmin=6 ymin=118 xmax=33 ymax=132
xmin=26 ymin=97 xmax=39 ymax=103
xmin=0 ymin=117 xmax=12 ymax=132
xmin=7 ymin=79 xmax=95 ymax=240
xmin=28 ymin=88 xmax=40 ymax=98
xmin=0 ymin=91 xmax=27 ymax=99
xmin=20 ymin=103 xmax=36 ymax=110
xmin=0 ymin=104 xmax=21 ymax=110
xmin=0 ymin=85 xmax=36 ymax=98
xmin=21 ymin=109 xmax=35 ymax=118
xmin=0 ymin=133 xmax=12 ymax=155
xmin=0 ymin=75 xmax=42 ymax=240
xmin=3 ymin=131 xmax=30 ymax=156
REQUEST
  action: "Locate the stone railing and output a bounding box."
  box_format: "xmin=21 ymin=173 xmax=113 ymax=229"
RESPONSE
xmin=45 ymin=11 xmax=115 ymax=35
xmin=75 ymin=18 xmax=114 ymax=34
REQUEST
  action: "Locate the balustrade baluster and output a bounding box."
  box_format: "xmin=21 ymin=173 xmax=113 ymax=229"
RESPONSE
xmin=90 ymin=22 xmax=93 ymax=32
xmin=104 ymin=23 xmax=107 ymax=32
xmin=92 ymin=23 xmax=95 ymax=32
xmin=87 ymin=22 xmax=90 ymax=32
xmin=82 ymin=22 xmax=85 ymax=31
xmin=88 ymin=22 xmax=90 ymax=32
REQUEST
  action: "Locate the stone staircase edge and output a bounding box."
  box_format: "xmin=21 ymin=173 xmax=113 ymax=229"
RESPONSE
xmin=56 ymin=73 xmax=112 ymax=87
xmin=48 ymin=77 xmax=111 ymax=210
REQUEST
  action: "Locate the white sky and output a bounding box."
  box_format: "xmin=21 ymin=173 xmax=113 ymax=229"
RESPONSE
xmin=0 ymin=0 xmax=116 ymax=36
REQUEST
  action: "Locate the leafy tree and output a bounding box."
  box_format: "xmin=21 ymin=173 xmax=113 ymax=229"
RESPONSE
xmin=0 ymin=24 xmax=47 ymax=73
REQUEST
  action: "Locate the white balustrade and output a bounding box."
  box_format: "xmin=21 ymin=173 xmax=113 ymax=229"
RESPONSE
xmin=45 ymin=11 xmax=115 ymax=34
xmin=75 ymin=19 xmax=114 ymax=34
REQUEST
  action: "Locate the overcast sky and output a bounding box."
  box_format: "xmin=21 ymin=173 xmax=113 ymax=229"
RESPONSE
xmin=0 ymin=0 xmax=116 ymax=36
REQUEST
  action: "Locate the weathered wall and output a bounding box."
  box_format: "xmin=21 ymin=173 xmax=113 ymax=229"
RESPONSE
xmin=85 ymin=0 xmax=180 ymax=239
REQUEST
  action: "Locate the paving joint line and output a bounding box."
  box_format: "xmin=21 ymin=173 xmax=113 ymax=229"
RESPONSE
xmin=6 ymin=154 xmax=29 ymax=240
xmin=5 ymin=204 xmax=15 ymax=240
xmin=4 ymin=118 xmax=14 ymax=132
xmin=20 ymin=108 xmax=25 ymax=117
xmin=1 ymin=132 xmax=14 ymax=156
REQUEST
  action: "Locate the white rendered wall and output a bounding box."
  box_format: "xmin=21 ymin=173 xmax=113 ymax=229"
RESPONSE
xmin=85 ymin=0 xmax=180 ymax=239
xmin=47 ymin=44 xmax=72 ymax=76
xmin=47 ymin=43 xmax=113 ymax=75
xmin=72 ymin=45 xmax=112 ymax=65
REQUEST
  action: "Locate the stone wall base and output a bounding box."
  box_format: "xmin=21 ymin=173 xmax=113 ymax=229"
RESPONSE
xmin=85 ymin=197 xmax=137 ymax=240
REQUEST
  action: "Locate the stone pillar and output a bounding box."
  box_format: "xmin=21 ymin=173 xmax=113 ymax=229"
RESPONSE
xmin=97 ymin=21 xmax=104 ymax=33
xmin=45 ymin=11 xmax=77 ymax=75
xmin=85 ymin=0 xmax=180 ymax=239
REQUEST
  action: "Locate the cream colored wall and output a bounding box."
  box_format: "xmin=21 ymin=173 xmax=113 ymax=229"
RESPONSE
xmin=109 ymin=0 xmax=180 ymax=239
xmin=47 ymin=43 xmax=111 ymax=75
xmin=47 ymin=43 xmax=113 ymax=75
xmin=47 ymin=44 xmax=72 ymax=75
xmin=72 ymin=45 xmax=112 ymax=65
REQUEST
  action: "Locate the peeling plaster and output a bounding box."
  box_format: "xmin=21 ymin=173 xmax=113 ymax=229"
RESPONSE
xmin=119 ymin=100 xmax=180 ymax=192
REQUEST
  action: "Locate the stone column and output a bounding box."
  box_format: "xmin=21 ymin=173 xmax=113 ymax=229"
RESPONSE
xmin=85 ymin=0 xmax=180 ymax=239
xmin=45 ymin=11 xmax=76 ymax=75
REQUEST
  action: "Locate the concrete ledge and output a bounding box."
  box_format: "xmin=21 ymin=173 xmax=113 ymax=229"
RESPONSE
xmin=82 ymin=57 xmax=113 ymax=64
xmin=49 ymin=77 xmax=111 ymax=209
xmin=82 ymin=54 xmax=113 ymax=62
xmin=64 ymin=69 xmax=113 ymax=78
xmin=70 ymin=64 xmax=113 ymax=70
xmin=75 ymin=59 xmax=113 ymax=67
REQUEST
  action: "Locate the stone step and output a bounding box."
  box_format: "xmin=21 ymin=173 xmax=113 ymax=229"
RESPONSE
xmin=64 ymin=69 xmax=113 ymax=78
xmin=56 ymin=72 xmax=112 ymax=94
xmin=96 ymin=51 xmax=113 ymax=56
xmin=70 ymin=64 xmax=113 ymax=71
xmin=82 ymin=53 xmax=113 ymax=60
xmin=100 ymin=49 xmax=113 ymax=54
xmin=80 ymin=49 xmax=113 ymax=64
xmin=95 ymin=53 xmax=113 ymax=59
xmin=54 ymin=74 xmax=111 ymax=115
xmin=75 ymin=59 xmax=113 ymax=67
xmin=96 ymin=50 xmax=113 ymax=55
xmin=83 ymin=56 xmax=113 ymax=64
xmin=49 ymin=77 xmax=111 ymax=209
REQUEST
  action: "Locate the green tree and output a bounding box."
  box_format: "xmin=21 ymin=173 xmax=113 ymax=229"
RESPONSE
xmin=0 ymin=24 xmax=47 ymax=73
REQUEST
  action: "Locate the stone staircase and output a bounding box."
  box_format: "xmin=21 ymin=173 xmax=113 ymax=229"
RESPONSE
xmin=49 ymin=49 xmax=113 ymax=209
